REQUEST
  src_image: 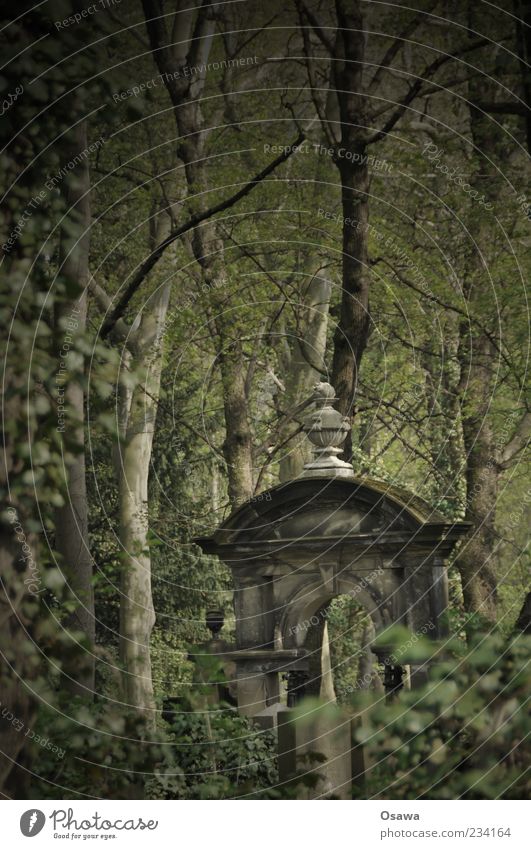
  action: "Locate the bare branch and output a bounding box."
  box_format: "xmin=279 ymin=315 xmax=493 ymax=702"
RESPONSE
xmin=296 ymin=0 xmax=334 ymax=53
xmin=376 ymin=257 xmax=522 ymax=386
xmin=367 ymin=38 xmax=494 ymax=146
xmin=100 ymin=133 xmax=305 ymax=339
xmin=88 ymin=275 xmax=140 ymax=351
xmin=368 ymin=11 xmax=430 ymax=94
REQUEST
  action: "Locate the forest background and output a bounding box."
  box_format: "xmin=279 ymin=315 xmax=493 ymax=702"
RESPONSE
xmin=0 ymin=0 xmax=530 ymax=800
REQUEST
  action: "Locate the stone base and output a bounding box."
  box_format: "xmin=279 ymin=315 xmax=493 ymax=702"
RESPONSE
xmin=301 ymin=464 xmax=354 ymax=480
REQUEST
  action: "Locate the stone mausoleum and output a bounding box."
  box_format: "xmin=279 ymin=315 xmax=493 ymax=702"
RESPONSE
xmin=195 ymin=382 xmax=470 ymax=795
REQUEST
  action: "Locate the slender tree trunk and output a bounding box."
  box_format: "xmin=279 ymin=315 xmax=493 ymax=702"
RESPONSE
xmin=178 ymin=110 xmax=254 ymax=507
xmin=331 ymin=157 xmax=371 ymax=443
xmin=54 ymin=121 xmax=95 ymax=695
xmin=422 ymin=318 xmax=465 ymax=516
xmin=455 ymin=8 xmax=505 ymax=622
xmin=515 ymin=590 xmax=531 ymax=634
xmin=116 ymin=284 xmax=170 ymax=719
xmin=279 ymin=270 xmax=331 ymax=482
xmin=143 ymin=2 xmax=254 ymax=507
xmin=457 ymin=325 xmax=499 ymax=621
xmin=515 ymin=0 xmax=531 ymax=153
xmin=459 ymin=408 xmax=499 ymax=620
xmin=0 ymin=442 xmax=38 ymax=792
xmin=218 ymin=336 xmax=254 ymax=507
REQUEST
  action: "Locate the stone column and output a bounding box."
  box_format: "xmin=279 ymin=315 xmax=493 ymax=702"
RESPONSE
xmin=430 ymin=555 xmax=449 ymax=637
xmin=233 ymin=574 xmax=273 ymax=649
xmin=235 ymin=661 xmax=269 ymax=716
xmin=403 ymin=563 xmax=436 ymax=687
xmin=233 ymin=574 xmax=276 ymax=715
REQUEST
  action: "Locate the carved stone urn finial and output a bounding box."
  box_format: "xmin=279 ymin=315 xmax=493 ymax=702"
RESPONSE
xmin=302 ymin=381 xmax=354 ymax=479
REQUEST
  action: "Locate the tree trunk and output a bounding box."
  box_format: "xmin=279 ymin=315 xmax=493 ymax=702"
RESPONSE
xmin=116 ymin=284 xmax=170 ymax=719
xmin=0 ymin=503 xmax=38 ymax=792
xmin=459 ymin=406 xmax=499 ymax=621
xmin=331 ymin=157 xmax=371 ymax=446
xmin=143 ymin=2 xmax=254 ymax=507
xmin=279 ymin=271 xmax=331 ymax=481
xmin=515 ymin=590 xmax=531 ymax=634
xmin=330 ymin=0 xmax=371 ymax=460
xmin=515 ymin=0 xmax=531 ymax=153
xmin=54 ymin=120 xmax=95 ymax=696
xmin=455 ymin=8 xmax=505 ymax=622
xmin=178 ymin=112 xmax=254 ymax=508
xmin=218 ymin=336 xmax=254 ymax=507
xmin=422 ymin=318 xmax=465 ymax=516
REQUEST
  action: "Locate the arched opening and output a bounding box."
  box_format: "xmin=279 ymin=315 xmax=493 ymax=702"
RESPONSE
xmin=282 ymin=591 xmax=387 ymax=705
xmin=282 ymin=587 xmax=416 ymax=707
xmin=326 ymin=595 xmax=384 ymax=702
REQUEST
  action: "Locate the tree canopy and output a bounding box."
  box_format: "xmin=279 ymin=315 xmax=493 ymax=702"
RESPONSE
xmin=0 ymin=0 xmax=529 ymax=802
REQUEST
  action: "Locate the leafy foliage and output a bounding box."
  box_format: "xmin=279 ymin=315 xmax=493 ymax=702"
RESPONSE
xmin=351 ymin=630 xmax=531 ymax=799
xmin=1 ymin=0 xmax=529 ymax=802
xmin=162 ymin=703 xmax=278 ymax=799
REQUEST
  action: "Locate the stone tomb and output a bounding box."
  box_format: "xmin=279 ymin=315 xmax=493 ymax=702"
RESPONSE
xmin=195 ymin=383 xmax=470 ymax=795
xmin=197 ymin=474 xmax=469 ymax=715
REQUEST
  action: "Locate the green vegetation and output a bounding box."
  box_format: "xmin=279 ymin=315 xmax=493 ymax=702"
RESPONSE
xmin=1 ymin=0 xmax=529 ymax=800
